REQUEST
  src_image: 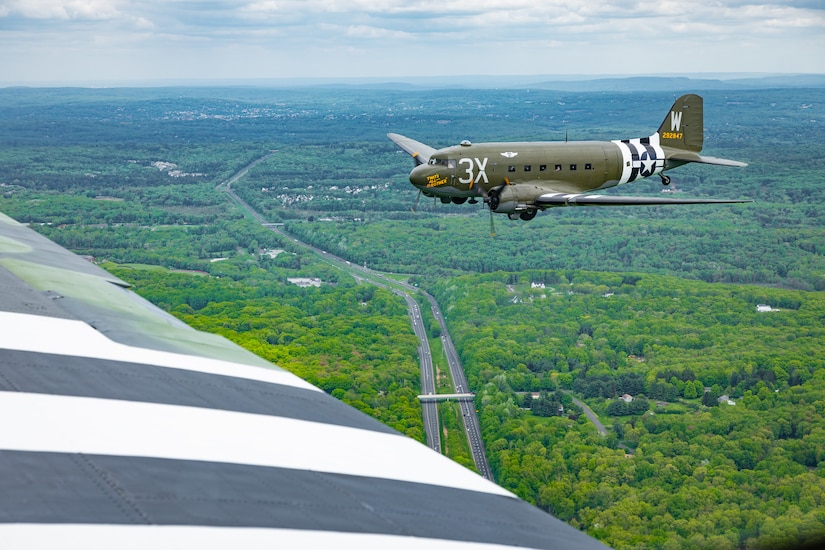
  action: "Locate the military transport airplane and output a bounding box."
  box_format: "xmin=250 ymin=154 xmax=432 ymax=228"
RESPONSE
xmin=0 ymin=211 xmax=607 ymax=549
xmin=389 ymin=94 xmax=749 ymax=221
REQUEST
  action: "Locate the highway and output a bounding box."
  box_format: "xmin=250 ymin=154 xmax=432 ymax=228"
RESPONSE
xmin=219 ymin=153 xmax=495 ymax=475
xmin=425 ymin=295 xmax=494 ymax=481
xmin=400 ymin=293 xmax=440 ymax=453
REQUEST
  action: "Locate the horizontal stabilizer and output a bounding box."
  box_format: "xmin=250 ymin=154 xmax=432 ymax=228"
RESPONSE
xmin=537 ymin=193 xmax=753 ymax=207
xmin=668 ymin=153 xmax=748 ymax=168
xmin=387 ymin=133 xmax=436 ymax=166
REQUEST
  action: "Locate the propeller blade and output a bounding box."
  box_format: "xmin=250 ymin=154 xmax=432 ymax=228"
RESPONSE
xmin=411 ymin=190 xmax=421 ymax=212
xmin=470 ymin=185 xmax=496 ymax=235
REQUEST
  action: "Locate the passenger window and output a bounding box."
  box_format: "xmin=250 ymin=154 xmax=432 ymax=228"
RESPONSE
xmin=524 ymin=165 xmax=531 ymax=172
xmin=570 ymin=164 xmax=577 ymax=170
xmin=555 ymin=164 xmax=562 ymax=171
xmin=540 ymin=165 xmax=547 ymax=172
xmin=585 ymin=163 xmax=592 ymax=170
xmin=508 ymin=165 xmax=516 ymax=172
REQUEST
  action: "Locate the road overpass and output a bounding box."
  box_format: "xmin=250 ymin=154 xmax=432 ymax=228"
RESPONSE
xmin=418 ymin=393 xmax=476 ymax=402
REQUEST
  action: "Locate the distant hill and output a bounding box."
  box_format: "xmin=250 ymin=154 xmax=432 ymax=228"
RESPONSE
xmin=7 ymin=73 xmax=823 ymax=92
xmin=527 ymin=74 xmax=825 ymax=92
xmin=282 ymin=74 xmax=825 ymax=92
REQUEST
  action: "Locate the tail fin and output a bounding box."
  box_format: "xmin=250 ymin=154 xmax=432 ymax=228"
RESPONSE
xmin=658 ymin=94 xmax=703 ymax=152
xmin=658 ymin=94 xmax=748 ymax=168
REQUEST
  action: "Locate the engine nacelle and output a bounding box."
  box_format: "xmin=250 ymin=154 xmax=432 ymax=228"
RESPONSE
xmin=490 ymin=184 xmax=544 ymax=214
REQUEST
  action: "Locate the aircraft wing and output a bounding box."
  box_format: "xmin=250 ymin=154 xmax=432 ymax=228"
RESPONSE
xmin=0 ymin=211 xmax=607 ymax=549
xmin=388 ymin=133 xmax=436 ymax=166
xmin=537 ymin=192 xmax=753 ymax=207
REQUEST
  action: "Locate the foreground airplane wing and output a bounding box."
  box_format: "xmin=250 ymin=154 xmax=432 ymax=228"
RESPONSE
xmin=536 ymin=192 xmax=753 ymax=207
xmin=0 ymin=211 xmax=607 ymax=549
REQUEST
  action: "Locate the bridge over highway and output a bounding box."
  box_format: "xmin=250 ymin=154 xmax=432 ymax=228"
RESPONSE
xmin=418 ymin=393 xmax=476 ymax=402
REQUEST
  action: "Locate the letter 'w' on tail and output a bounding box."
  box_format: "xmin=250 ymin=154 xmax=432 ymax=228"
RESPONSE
xmin=658 ymin=93 xmax=703 ymax=153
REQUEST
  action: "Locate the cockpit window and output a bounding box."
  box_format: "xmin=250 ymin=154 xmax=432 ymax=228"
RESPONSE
xmin=428 ymin=157 xmax=455 ymax=168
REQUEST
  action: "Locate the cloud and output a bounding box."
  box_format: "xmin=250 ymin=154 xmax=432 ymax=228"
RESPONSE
xmin=0 ymin=0 xmax=823 ymax=83
xmin=0 ymin=0 xmax=122 ymax=20
xmin=3 ymin=1 xmax=822 ymax=38
xmin=342 ymin=24 xmax=412 ymax=40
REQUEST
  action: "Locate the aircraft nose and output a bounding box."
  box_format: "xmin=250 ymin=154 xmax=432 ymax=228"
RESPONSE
xmin=409 ymin=163 xmax=431 ymax=190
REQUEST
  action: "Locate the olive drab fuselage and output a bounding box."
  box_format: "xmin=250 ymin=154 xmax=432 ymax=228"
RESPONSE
xmin=410 ymin=137 xmax=666 ymax=198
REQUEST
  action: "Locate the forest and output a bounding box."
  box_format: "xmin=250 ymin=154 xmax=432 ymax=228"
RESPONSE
xmin=0 ymin=83 xmax=823 ymax=548
xmin=430 ymin=270 xmax=825 ymax=548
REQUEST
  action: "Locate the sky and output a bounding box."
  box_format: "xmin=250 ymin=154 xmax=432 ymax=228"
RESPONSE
xmin=1 ymin=0 xmax=823 ymax=85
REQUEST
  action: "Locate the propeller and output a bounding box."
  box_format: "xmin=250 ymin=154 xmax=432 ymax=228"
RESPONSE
xmin=475 ymin=185 xmax=497 ymax=237
xmin=410 ymin=190 xmax=421 ymax=212
xmin=481 ymin=181 xmax=512 ymax=237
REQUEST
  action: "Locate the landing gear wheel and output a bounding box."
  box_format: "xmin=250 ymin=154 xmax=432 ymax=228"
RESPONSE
xmin=661 ymin=174 xmax=671 ymax=186
xmin=519 ymin=209 xmax=537 ymax=221
xmin=452 ymin=197 xmax=467 ymax=204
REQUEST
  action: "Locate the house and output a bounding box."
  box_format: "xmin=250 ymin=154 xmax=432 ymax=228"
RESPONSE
xmin=756 ymin=304 xmax=773 ymax=312
xmin=287 ymin=277 xmax=322 ymax=288
xmin=621 ymin=394 xmax=633 ymax=403
xmin=718 ymin=394 xmax=736 ymax=406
